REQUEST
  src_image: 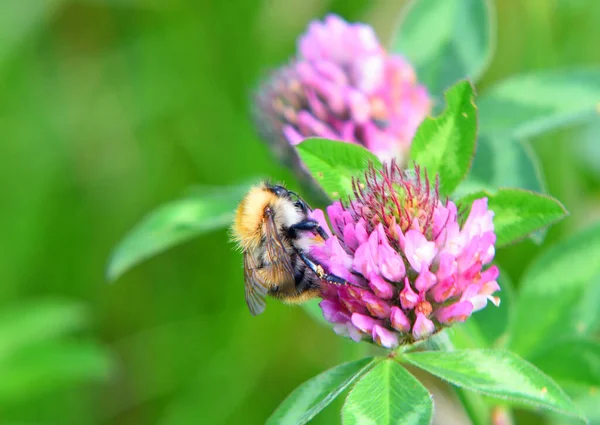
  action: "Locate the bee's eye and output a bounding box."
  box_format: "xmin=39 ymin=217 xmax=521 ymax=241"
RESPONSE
xmin=272 ymin=185 xmax=289 ymax=198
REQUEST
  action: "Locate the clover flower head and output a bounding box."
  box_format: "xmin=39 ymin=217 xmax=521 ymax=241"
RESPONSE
xmin=309 ymin=162 xmax=499 ymax=348
xmin=254 ymin=14 xmax=430 ymax=172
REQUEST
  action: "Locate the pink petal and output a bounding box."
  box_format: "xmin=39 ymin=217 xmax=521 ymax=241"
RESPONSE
xmin=436 ymin=301 xmax=474 ymax=325
xmin=355 ymin=219 xmax=369 ymax=245
xmin=480 ymin=265 xmax=500 ymax=286
xmin=346 ymin=88 xmax=371 ymax=124
xmin=351 ymin=313 xmax=381 ymax=333
xmin=362 ymin=291 xmax=391 ymax=318
xmin=400 ymin=277 xmax=419 ymax=310
xmin=462 ymin=198 xmax=494 ymax=239
xmin=376 ymin=224 xmax=406 ymax=282
xmin=319 ymin=299 xmax=345 ymax=323
xmin=314 ymin=60 xmax=348 ymax=86
xmin=435 ymin=252 xmax=457 ymax=281
xmin=390 ymin=306 xmax=411 ymax=333
xmin=282 ymin=125 xmax=305 ymax=145
xmin=412 ymin=312 xmax=435 ymax=340
xmin=306 ymin=90 xmax=329 ymax=121
xmin=352 ymin=240 xmax=377 ymax=278
xmin=430 ymin=276 xmax=458 ymax=303
xmin=390 ymin=223 xmax=406 ymax=249
xmin=333 ymin=322 xmax=363 ymax=342
xmin=352 ymin=55 xmax=385 ymax=93
xmin=372 ymin=325 xmax=399 ymax=348
xmin=415 ymin=264 xmax=437 ymax=292
xmin=368 ymin=272 xmax=395 ymax=300
xmin=340 ymin=297 xmax=368 ymax=315
xmin=404 ymin=229 xmax=437 ymax=271
xmin=326 ymin=202 xmax=346 ymax=236
xmin=343 ymin=223 xmax=360 ymax=251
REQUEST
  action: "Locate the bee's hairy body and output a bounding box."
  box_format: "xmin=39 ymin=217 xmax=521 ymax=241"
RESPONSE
xmin=232 ymin=182 xmax=345 ymax=315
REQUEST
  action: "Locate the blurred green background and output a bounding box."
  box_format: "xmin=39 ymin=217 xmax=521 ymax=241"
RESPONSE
xmin=0 ymin=0 xmax=599 ymax=424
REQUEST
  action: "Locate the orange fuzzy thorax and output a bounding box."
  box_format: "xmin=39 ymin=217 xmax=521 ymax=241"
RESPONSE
xmin=232 ymin=184 xmax=275 ymax=251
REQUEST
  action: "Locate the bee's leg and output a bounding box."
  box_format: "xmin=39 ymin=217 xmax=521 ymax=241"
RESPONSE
xmin=296 ymin=250 xmax=350 ymax=286
xmin=288 ymin=219 xmax=329 ymax=240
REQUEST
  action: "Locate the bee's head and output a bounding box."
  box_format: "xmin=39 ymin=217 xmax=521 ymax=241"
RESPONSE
xmin=264 ymin=182 xmax=311 ymax=213
xmin=266 ymin=183 xmax=291 ymax=199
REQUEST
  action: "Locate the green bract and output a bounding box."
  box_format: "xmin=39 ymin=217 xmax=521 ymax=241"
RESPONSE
xmin=295 ymin=138 xmax=381 ymax=200
xmin=457 ymin=188 xmax=568 ymax=247
xmin=410 ymin=80 xmax=477 ymax=196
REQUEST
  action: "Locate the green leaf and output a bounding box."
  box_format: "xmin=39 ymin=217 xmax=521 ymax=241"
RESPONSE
xmin=0 ymin=340 xmax=112 ymax=405
xmin=342 ymin=359 xmax=433 ymax=425
xmin=295 ymin=138 xmax=381 ymax=200
xmin=457 ymin=188 xmax=567 ymax=246
xmin=565 ymin=391 xmax=600 ymax=425
xmin=410 ymin=80 xmax=477 ymax=195
xmin=510 ymin=223 xmax=600 ymax=357
xmin=402 ymin=349 xmax=585 ymax=421
xmin=0 ymin=0 xmax=65 ymax=68
xmin=267 ymin=357 xmax=375 ymax=425
xmin=107 ymin=183 xmax=252 ymax=281
xmin=0 ymin=299 xmax=88 ymax=360
xmin=463 ymin=123 xmax=569 ymax=244
xmin=470 ymin=136 xmax=546 ymax=193
xmin=530 ymin=340 xmax=600 ymax=388
xmin=467 ymin=136 xmax=549 ymax=244
xmin=448 ymin=320 xmax=489 ymax=351
xmin=478 ymin=68 xmax=600 ymax=138
xmin=391 ymin=0 xmax=495 ymax=95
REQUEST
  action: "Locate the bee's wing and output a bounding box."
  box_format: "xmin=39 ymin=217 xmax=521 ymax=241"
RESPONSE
xmin=244 ymin=250 xmax=268 ymax=316
xmin=263 ymin=213 xmax=295 ymax=284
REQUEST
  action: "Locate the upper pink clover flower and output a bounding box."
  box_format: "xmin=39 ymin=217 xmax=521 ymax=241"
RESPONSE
xmin=254 ymin=14 xmax=431 ymax=170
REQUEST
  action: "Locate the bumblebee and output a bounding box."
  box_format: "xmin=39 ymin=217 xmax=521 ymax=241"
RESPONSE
xmin=231 ymin=182 xmax=346 ymax=315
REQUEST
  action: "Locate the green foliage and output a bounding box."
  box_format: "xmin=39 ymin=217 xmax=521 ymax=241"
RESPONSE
xmin=469 ymin=136 xmax=545 ymax=193
xmin=457 ymin=188 xmax=567 ymax=246
xmin=391 ymin=0 xmax=495 ymax=95
xmin=530 ymin=340 xmax=600 ymax=388
xmin=0 ymin=299 xmax=87 ymax=356
xmin=467 ymin=136 xmax=549 ymax=243
xmin=402 ymin=350 xmax=585 ymax=422
xmin=0 ymin=0 xmax=65 ymax=67
xmin=0 ymin=340 xmax=112 ymax=404
xmin=1 ymin=0 xmax=599 ymax=424
xmin=410 ymin=80 xmax=477 ymax=195
xmin=296 ymin=138 xmax=381 ymax=200
xmin=511 ymin=222 xmax=600 ymax=357
xmin=0 ymin=300 xmax=112 ymax=405
xmin=478 ymin=68 xmax=600 ymax=139
xmin=268 ymin=358 xmax=375 ymax=425
xmin=107 ymin=183 xmax=252 ymax=281
xmin=342 ymin=359 xmax=433 ymax=425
